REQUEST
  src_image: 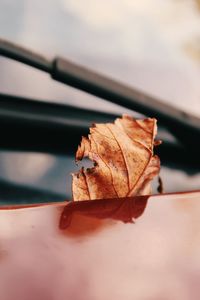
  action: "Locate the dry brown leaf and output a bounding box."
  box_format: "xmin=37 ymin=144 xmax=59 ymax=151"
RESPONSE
xmin=72 ymin=115 xmax=160 ymax=201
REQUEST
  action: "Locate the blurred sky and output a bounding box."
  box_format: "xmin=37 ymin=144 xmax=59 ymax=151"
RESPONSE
xmin=0 ymin=0 xmax=200 ymax=199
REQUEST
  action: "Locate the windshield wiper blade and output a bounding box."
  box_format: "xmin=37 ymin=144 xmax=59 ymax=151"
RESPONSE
xmin=0 ymin=179 xmax=65 ymax=205
xmin=0 ymin=93 xmax=199 ymax=171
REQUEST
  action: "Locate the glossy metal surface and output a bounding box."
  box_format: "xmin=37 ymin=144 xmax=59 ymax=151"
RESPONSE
xmin=0 ymin=191 xmax=200 ymax=300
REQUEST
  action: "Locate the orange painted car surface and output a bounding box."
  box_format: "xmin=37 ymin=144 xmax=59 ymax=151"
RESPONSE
xmin=0 ymin=191 xmax=200 ymax=300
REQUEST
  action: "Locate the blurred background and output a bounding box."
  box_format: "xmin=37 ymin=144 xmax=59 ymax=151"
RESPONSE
xmin=0 ymin=0 xmax=200 ymax=203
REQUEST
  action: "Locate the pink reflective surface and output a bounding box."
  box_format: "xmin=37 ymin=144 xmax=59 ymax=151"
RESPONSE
xmin=0 ymin=191 xmax=200 ymax=300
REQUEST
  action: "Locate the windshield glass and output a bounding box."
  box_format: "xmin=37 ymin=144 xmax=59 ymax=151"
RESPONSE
xmin=0 ymin=0 xmax=199 ymax=202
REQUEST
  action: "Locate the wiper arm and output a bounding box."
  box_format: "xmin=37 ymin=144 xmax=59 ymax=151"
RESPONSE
xmin=0 ymin=38 xmax=200 ymax=148
xmin=0 ymin=38 xmax=51 ymax=72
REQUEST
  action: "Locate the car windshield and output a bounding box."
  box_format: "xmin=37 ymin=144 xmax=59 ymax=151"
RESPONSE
xmin=0 ymin=0 xmax=199 ymax=202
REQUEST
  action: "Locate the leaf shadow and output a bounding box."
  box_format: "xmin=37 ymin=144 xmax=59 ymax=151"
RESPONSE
xmin=59 ymin=195 xmax=149 ymax=237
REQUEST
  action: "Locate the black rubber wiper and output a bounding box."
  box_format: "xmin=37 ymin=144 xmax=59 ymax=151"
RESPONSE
xmin=0 ymin=93 xmax=199 ymax=171
xmin=1 ymin=38 xmax=200 ymax=149
xmin=0 ymin=179 xmax=65 ymax=205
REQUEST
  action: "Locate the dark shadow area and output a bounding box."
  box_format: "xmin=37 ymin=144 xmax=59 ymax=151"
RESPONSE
xmin=60 ymin=195 xmax=149 ymax=236
xmin=0 ymin=179 xmax=65 ymax=205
